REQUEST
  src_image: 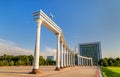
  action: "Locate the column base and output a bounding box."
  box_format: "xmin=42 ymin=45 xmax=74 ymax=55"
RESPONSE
xmin=30 ymin=69 xmax=41 ymax=74
xmin=60 ymin=67 xmax=64 ymax=69
xmin=55 ymin=67 xmax=60 ymax=71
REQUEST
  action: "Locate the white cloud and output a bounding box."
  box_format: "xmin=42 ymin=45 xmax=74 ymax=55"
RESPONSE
xmin=0 ymin=38 xmax=33 ymax=56
xmin=0 ymin=39 xmax=16 ymax=45
xmin=40 ymin=47 xmax=56 ymax=60
xmin=0 ymin=38 xmax=56 ymax=60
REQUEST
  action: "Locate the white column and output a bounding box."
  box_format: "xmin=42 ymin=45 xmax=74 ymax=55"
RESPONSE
xmin=91 ymin=58 xmax=93 ymax=66
xmin=71 ymin=53 xmax=73 ymax=66
xmin=80 ymin=57 xmax=81 ymax=65
xmin=86 ymin=59 xmax=87 ymax=66
xmin=89 ymin=59 xmax=90 ymax=66
xmin=68 ymin=52 xmax=69 ymax=66
xmin=73 ymin=53 xmax=75 ymax=66
xmin=85 ymin=59 xmax=86 ymax=66
xmin=84 ymin=58 xmax=85 ymax=65
xmin=79 ymin=57 xmax=81 ymax=65
xmin=66 ymin=49 xmax=69 ymax=67
xmin=66 ymin=49 xmax=67 ymax=67
xmin=84 ymin=58 xmax=85 ymax=66
xmin=60 ymin=41 xmax=64 ymax=68
xmin=72 ymin=53 xmax=74 ymax=66
xmin=70 ymin=53 xmax=71 ymax=66
xmin=78 ymin=56 xmax=79 ymax=65
xmin=82 ymin=58 xmax=84 ymax=65
xmin=65 ymin=49 xmax=67 ymax=67
xmin=55 ymin=34 xmax=61 ymax=71
xmin=71 ymin=53 xmax=72 ymax=66
xmin=64 ymin=47 xmax=66 ymax=67
xmin=32 ymin=20 xmax=42 ymax=74
xmin=86 ymin=59 xmax=88 ymax=66
xmin=69 ymin=52 xmax=70 ymax=66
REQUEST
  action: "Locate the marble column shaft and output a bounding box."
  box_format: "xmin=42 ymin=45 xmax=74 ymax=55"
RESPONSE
xmin=33 ymin=20 xmax=42 ymax=70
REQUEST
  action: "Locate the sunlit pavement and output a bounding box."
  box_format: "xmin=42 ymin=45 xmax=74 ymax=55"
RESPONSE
xmin=0 ymin=66 xmax=100 ymax=77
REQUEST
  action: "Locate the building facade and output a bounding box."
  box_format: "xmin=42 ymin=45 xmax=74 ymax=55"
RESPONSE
xmin=78 ymin=42 xmax=102 ymax=65
xmin=47 ymin=56 xmax=54 ymax=61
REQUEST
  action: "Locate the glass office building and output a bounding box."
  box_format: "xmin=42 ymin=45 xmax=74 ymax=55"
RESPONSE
xmin=47 ymin=56 xmax=54 ymax=61
xmin=78 ymin=42 xmax=102 ymax=65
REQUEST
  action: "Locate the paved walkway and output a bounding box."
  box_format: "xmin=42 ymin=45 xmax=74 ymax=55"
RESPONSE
xmin=0 ymin=66 xmax=100 ymax=77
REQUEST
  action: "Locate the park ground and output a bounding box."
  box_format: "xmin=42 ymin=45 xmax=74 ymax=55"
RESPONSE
xmin=0 ymin=66 xmax=100 ymax=77
xmin=100 ymin=66 xmax=120 ymax=77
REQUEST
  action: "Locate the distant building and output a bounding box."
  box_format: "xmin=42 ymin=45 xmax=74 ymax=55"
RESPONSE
xmin=78 ymin=42 xmax=102 ymax=65
xmin=47 ymin=56 xmax=54 ymax=61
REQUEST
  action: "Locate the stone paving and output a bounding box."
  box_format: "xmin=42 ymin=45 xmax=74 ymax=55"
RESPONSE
xmin=0 ymin=66 xmax=100 ymax=77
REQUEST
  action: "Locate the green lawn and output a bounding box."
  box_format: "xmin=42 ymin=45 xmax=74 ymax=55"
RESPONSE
xmin=100 ymin=66 xmax=120 ymax=77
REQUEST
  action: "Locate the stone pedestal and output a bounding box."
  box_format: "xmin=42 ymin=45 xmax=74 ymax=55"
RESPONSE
xmin=30 ymin=69 xmax=41 ymax=74
xmin=55 ymin=67 xmax=60 ymax=71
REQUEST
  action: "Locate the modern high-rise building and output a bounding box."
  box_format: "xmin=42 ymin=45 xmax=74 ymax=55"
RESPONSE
xmin=78 ymin=42 xmax=102 ymax=65
xmin=47 ymin=56 xmax=54 ymax=61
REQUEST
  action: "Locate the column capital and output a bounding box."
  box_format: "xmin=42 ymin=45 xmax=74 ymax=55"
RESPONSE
xmin=36 ymin=19 xmax=42 ymax=28
xmin=56 ymin=33 xmax=61 ymax=38
xmin=35 ymin=19 xmax=43 ymax=23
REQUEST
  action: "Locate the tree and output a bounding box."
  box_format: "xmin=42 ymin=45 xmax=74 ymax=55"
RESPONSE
xmin=28 ymin=55 xmax=33 ymax=65
xmin=39 ymin=56 xmax=45 ymax=65
xmin=107 ymin=57 xmax=114 ymax=66
xmin=113 ymin=61 xmax=120 ymax=66
xmin=9 ymin=61 xmax=14 ymax=66
xmin=0 ymin=61 xmax=4 ymax=66
xmin=99 ymin=58 xmax=108 ymax=67
xmin=116 ymin=57 xmax=120 ymax=62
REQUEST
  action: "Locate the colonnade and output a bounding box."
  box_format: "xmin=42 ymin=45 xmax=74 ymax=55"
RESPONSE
xmin=31 ymin=10 xmax=93 ymax=74
xmin=56 ymin=38 xmax=76 ymax=70
xmin=31 ymin=10 xmax=76 ymax=74
xmin=78 ymin=55 xmax=93 ymax=66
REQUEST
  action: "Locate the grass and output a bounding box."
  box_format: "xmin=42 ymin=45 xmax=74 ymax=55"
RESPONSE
xmin=100 ymin=66 xmax=120 ymax=77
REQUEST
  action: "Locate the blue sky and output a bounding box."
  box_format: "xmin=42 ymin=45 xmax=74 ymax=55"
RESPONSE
xmin=0 ymin=0 xmax=120 ymax=57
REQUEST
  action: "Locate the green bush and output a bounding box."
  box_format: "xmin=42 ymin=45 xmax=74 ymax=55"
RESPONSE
xmin=113 ymin=61 xmax=120 ymax=67
xmin=9 ymin=61 xmax=14 ymax=66
xmin=99 ymin=57 xmax=120 ymax=67
xmin=0 ymin=54 xmax=56 ymax=66
xmin=0 ymin=61 xmax=4 ymax=66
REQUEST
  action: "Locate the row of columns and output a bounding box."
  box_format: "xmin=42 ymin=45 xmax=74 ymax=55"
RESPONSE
xmin=55 ymin=34 xmax=76 ymax=70
xmin=31 ymin=17 xmax=76 ymax=73
xmin=31 ymin=10 xmax=94 ymax=74
xmin=78 ymin=55 xmax=93 ymax=66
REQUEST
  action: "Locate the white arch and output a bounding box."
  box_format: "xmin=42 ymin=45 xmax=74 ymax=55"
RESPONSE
xmin=31 ymin=10 xmax=75 ymax=74
xmin=77 ymin=55 xmax=93 ymax=66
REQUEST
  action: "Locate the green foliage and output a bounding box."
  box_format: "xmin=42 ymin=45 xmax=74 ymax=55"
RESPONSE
xmin=107 ymin=57 xmax=114 ymax=66
xmin=99 ymin=58 xmax=108 ymax=66
xmin=0 ymin=61 xmax=4 ymax=66
xmin=99 ymin=57 xmax=120 ymax=67
xmin=9 ymin=61 xmax=14 ymax=66
xmin=113 ymin=61 xmax=120 ymax=66
xmin=39 ymin=56 xmax=45 ymax=65
xmin=45 ymin=59 xmax=56 ymax=65
xmin=0 ymin=54 xmax=56 ymax=66
xmin=0 ymin=60 xmax=9 ymax=66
